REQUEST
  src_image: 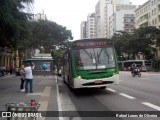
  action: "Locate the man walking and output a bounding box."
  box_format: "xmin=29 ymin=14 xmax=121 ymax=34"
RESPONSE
xmin=24 ymin=62 xmax=35 ymax=93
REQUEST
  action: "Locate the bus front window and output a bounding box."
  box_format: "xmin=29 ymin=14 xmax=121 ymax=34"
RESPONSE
xmin=73 ymin=47 xmax=115 ymax=70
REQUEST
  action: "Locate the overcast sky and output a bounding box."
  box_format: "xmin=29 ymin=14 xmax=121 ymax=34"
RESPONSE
xmin=34 ymin=0 xmax=148 ymax=40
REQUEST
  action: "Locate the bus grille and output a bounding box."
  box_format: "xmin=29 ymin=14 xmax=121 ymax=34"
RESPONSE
xmin=81 ymin=74 xmax=113 ymax=79
xmin=82 ymin=81 xmax=114 ymax=86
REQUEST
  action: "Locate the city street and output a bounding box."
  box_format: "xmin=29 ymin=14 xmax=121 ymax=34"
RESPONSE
xmin=0 ymin=72 xmax=160 ymax=120
xmin=57 ymin=71 xmax=160 ymax=120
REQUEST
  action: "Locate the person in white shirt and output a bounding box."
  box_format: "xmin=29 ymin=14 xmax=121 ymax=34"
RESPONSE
xmin=24 ymin=62 xmax=35 ymax=93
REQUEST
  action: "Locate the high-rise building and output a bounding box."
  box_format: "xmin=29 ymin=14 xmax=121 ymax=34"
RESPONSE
xmin=95 ymin=0 xmax=131 ymax=38
xmin=86 ymin=13 xmax=96 ymax=38
xmin=109 ymin=4 xmax=138 ymax=37
xmin=80 ymin=21 xmax=87 ymax=39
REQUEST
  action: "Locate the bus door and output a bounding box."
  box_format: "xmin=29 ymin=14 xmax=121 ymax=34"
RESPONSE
xmin=68 ymin=52 xmax=73 ymax=86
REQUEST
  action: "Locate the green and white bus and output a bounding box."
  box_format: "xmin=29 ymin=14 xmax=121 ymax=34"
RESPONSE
xmin=62 ymin=38 xmax=119 ymax=89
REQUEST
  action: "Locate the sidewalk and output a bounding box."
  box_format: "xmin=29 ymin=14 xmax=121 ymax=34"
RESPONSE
xmin=0 ymin=74 xmax=59 ymax=120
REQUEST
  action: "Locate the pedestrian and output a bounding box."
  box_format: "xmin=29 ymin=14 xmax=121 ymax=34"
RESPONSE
xmin=12 ymin=67 xmax=16 ymax=77
xmin=19 ymin=65 xmax=25 ymax=92
xmin=10 ymin=66 xmax=13 ymax=75
xmin=24 ymin=62 xmax=35 ymax=93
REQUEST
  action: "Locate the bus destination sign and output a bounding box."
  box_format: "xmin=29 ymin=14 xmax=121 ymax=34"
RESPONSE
xmin=74 ymin=40 xmax=111 ymax=47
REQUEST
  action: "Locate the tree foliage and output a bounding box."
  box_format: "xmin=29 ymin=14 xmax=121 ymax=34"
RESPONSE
xmin=112 ymin=26 xmax=160 ymax=60
xmin=51 ymin=49 xmax=64 ymax=70
xmin=30 ymin=20 xmax=73 ymax=53
xmin=0 ymin=0 xmax=34 ymax=49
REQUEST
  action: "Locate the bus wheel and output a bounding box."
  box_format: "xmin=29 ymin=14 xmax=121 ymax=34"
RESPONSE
xmin=100 ymin=86 xmax=106 ymax=89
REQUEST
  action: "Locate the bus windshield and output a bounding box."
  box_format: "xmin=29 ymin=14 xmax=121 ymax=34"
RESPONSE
xmin=73 ymin=46 xmax=115 ymax=70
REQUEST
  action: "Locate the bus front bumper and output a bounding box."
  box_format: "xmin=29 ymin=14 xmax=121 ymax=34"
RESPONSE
xmin=73 ymin=74 xmax=119 ymax=88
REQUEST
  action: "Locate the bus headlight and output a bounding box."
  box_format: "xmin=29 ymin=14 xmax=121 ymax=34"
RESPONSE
xmin=78 ymin=76 xmax=81 ymax=79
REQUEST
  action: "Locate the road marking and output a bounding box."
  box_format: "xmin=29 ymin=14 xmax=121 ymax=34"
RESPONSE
xmin=56 ymin=76 xmax=82 ymax=120
xmin=56 ymin=76 xmax=64 ymax=120
xmin=140 ymin=78 xmax=149 ymax=79
xmin=119 ymin=93 xmax=136 ymax=99
xmin=142 ymin=102 xmax=160 ymax=111
xmin=27 ymin=93 xmax=42 ymax=96
xmin=106 ymin=88 xmax=117 ymax=92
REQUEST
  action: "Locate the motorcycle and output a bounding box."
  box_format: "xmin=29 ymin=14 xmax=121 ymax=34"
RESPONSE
xmin=131 ymin=68 xmax=141 ymax=77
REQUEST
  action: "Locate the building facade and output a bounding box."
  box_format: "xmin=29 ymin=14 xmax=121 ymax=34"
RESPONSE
xmin=135 ymin=0 xmax=160 ymax=69
xmin=86 ymin=13 xmax=96 ymax=38
xmin=135 ymin=0 xmax=151 ymax=28
xmin=80 ymin=21 xmax=87 ymax=39
xmin=95 ymin=0 xmax=132 ymax=38
xmin=107 ymin=4 xmax=138 ymax=38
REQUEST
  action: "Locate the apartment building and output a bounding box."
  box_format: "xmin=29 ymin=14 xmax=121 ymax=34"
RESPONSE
xmin=109 ymin=10 xmax=135 ymax=37
xmin=135 ymin=0 xmax=151 ymax=28
xmin=80 ymin=21 xmax=87 ymax=39
xmin=95 ymin=0 xmax=110 ymax=38
xmin=95 ymin=0 xmax=131 ymax=38
xmin=109 ymin=4 xmax=138 ymax=37
xmin=135 ymin=0 xmax=160 ymax=68
xmin=86 ymin=13 xmax=96 ymax=38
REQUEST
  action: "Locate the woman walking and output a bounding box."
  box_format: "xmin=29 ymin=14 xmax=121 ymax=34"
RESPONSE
xmin=19 ymin=65 xmax=25 ymax=92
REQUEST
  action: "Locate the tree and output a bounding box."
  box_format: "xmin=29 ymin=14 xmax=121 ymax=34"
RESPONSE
xmin=30 ymin=20 xmax=73 ymax=53
xmin=111 ymin=31 xmax=132 ymax=60
xmin=133 ymin=26 xmax=160 ymax=59
xmin=51 ymin=49 xmax=64 ymax=71
xmin=0 ymin=0 xmax=34 ymax=49
xmin=112 ymin=27 xmax=160 ymax=60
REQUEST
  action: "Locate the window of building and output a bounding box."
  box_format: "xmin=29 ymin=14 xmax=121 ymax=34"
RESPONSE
xmin=152 ymin=8 xmax=156 ymax=15
xmin=152 ymin=20 xmax=154 ymax=25
xmin=155 ymin=18 xmax=157 ymax=24
xmin=124 ymin=29 xmax=129 ymax=32
xmin=125 ymin=24 xmax=129 ymax=27
xmin=148 ymin=22 xmax=151 ymax=26
xmin=130 ymin=19 xmax=134 ymax=22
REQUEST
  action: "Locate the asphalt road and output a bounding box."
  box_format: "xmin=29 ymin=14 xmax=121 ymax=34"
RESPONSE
xmin=57 ymin=71 xmax=160 ymax=120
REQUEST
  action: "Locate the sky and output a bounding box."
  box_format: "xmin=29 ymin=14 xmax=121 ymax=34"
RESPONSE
xmin=34 ymin=0 xmax=148 ymax=40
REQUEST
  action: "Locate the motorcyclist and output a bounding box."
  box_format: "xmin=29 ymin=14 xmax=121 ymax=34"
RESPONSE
xmin=130 ymin=63 xmax=137 ymax=74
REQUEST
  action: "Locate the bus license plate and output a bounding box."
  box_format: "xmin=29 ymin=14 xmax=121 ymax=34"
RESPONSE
xmin=94 ymin=80 xmax=102 ymax=84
